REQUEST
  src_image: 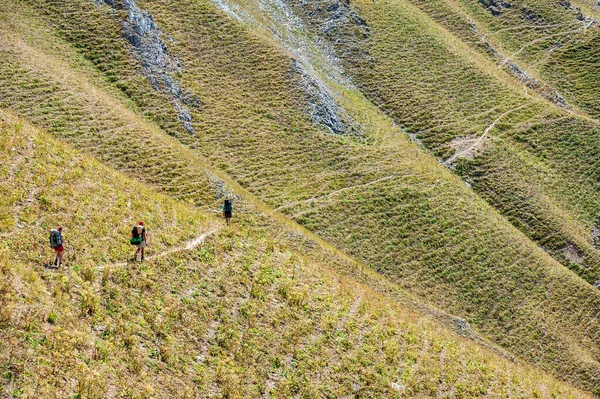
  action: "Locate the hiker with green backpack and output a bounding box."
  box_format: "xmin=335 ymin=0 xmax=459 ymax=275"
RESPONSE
xmin=49 ymin=226 xmax=64 ymax=268
xmin=130 ymin=221 xmax=148 ymax=261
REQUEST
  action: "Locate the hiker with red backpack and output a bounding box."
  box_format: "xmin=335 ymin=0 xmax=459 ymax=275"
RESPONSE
xmin=130 ymin=221 xmax=148 ymax=261
xmin=49 ymin=226 xmax=64 ymax=267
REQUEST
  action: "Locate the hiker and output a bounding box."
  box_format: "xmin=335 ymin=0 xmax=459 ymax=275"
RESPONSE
xmin=49 ymin=226 xmax=64 ymax=267
xmin=130 ymin=221 xmax=147 ymax=261
xmin=223 ymin=198 xmax=233 ymax=226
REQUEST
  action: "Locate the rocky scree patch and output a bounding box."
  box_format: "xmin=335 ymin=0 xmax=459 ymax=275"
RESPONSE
xmin=290 ymin=58 xmax=358 ymax=136
xmin=209 ymin=0 xmax=362 ymax=137
xmin=93 ymin=0 xmax=201 ymax=134
xmin=479 ymin=0 xmax=513 ymax=16
xmin=280 ymin=0 xmax=374 ymax=137
xmin=284 ymin=0 xmax=373 ymax=71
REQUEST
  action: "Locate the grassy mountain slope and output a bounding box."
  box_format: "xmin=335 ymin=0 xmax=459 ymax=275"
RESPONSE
xmin=405 ymin=0 xmax=599 ymax=116
xmin=2 ymin=0 xmax=600 ymax=393
xmin=287 ymin=0 xmax=600 ymax=283
xmin=0 ymin=2 xmax=217 ymax=207
xmin=3 ymin=113 xmax=596 ymax=398
xmin=125 ymin=2 xmax=600 ymax=391
xmin=0 ymin=111 xmax=212 ymax=268
xmin=542 ymin=30 xmax=600 ymax=118
xmin=390 ymin=0 xmax=600 ymax=237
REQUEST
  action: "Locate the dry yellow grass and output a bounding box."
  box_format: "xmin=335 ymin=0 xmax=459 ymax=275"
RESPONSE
xmin=0 ymin=112 xmax=595 ymax=398
xmin=2 ymin=0 xmax=600 ymax=394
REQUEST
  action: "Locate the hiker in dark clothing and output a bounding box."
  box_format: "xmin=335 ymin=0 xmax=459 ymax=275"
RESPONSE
xmin=223 ymin=198 xmax=233 ymax=226
xmin=49 ymin=226 xmax=64 ymax=267
xmin=131 ymin=221 xmax=147 ymax=261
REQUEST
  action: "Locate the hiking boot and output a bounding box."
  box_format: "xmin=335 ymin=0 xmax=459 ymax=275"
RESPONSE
xmin=141 ymin=256 xmax=145 ymax=261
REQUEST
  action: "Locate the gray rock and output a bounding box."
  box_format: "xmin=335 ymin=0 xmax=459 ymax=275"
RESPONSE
xmin=455 ymin=318 xmax=471 ymax=336
xmin=174 ymin=101 xmax=195 ymax=134
xmin=92 ymin=0 xmax=201 ymax=134
xmin=124 ymin=31 xmax=141 ymax=47
xmin=291 ymin=58 xmax=354 ymax=135
xmin=521 ymin=7 xmax=543 ymax=23
xmin=592 ymin=217 xmax=600 ymax=247
xmin=505 ymin=63 xmax=571 ymax=110
xmin=479 ymin=0 xmax=512 ymax=15
xmin=559 ymin=0 xmax=572 ymax=8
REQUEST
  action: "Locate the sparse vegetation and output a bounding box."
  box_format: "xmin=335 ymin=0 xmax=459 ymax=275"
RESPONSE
xmin=0 ymin=114 xmax=594 ymax=398
xmin=2 ymin=0 xmax=600 ymax=396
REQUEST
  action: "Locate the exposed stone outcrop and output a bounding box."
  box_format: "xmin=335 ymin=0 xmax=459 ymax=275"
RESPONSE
xmin=505 ymin=62 xmax=571 ymax=110
xmin=211 ymin=0 xmax=362 ymax=137
xmin=479 ymin=0 xmax=595 ymax=26
xmin=93 ymin=0 xmax=200 ymax=134
xmin=592 ymin=217 xmax=600 ymax=248
xmin=285 ymin=0 xmax=373 ymax=70
xmin=479 ymin=0 xmax=513 ymax=16
xmin=520 ymin=6 xmax=544 ymax=23
xmin=562 ymin=243 xmax=585 ymax=265
xmin=267 ymin=0 xmax=373 ymax=137
xmin=291 ymin=58 xmax=353 ymax=135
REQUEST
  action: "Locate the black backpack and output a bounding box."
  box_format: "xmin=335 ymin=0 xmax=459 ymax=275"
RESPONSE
xmin=49 ymin=229 xmax=62 ymax=248
xmin=224 ymin=200 xmax=232 ymax=213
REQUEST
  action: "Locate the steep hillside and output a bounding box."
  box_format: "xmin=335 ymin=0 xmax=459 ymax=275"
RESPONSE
xmin=0 ymin=111 xmax=213 ymax=268
xmin=2 ymin=0 xmax=600 ymax=394
xmin=0 ymin=1 xmax=218 ymax=206
xmin=543 ymin=30 xmax=600 ymax=118
xmin=3 ymin=113 xmax=596 ymax=398
xmin=405 ymin=0 xmax=599 ymax=115
xmin=279 ymin=0 xmax=600 ymax=287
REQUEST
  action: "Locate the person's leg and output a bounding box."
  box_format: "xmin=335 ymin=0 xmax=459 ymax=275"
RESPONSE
xmin=135 ymin=247 xmax=140 ymax=261
xmin=57 ymin=250 xmax=63 ymax=267
xmin=141 ymin=246 xmax=145 ymax=260
xmin=54 ymin=252 xmax=59 ymax=267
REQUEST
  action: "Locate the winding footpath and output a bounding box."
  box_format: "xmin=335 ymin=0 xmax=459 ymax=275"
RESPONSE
xmin=96 ymin=226 xmax=220 ymax=271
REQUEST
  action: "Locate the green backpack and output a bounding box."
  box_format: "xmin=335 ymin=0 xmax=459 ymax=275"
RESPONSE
xmin=130 ymin=226 xmax=143 ymax=245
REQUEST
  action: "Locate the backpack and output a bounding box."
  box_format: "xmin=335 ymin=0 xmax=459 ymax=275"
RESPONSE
xmin=49 ymin=229 xmax=62 ymax=248
xmin=223 ymin=200 xmax=232 ymax=213
xmin=130 ymin=226 xmax=144 ymax=245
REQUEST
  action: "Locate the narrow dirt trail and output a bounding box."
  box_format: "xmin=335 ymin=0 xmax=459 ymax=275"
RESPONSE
xmin=444 ymin=103 xmax=531 ymax=166
xmin=337 ymin=291 xmax=364 ymax=331
xmin=499 ymin=28 xmax=584 ymax=67
xmin=275 ymin=175 xmax=397 ymax=213
xmin=96 ymin=226 xmax=221 ymax=271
